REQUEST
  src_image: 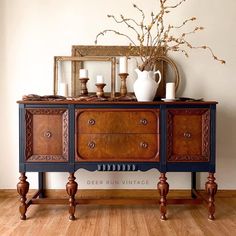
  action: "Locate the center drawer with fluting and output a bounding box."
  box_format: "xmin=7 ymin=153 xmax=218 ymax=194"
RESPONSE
xmin=75 ymin=109 xmax=160 ymax=162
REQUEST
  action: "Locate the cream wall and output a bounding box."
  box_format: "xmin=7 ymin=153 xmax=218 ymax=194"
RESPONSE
xmin=0 ymin=0 xmax=235 ymax=190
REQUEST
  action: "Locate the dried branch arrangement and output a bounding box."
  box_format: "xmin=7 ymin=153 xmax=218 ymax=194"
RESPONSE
xmin=95 ymin=0 xmax=225 ymax=71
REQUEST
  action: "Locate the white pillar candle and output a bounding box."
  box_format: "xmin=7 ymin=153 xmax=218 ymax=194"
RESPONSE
xmin=166 ymin=82 xmax=175 ymax=99
xmin=96 ymin=75 xmax=104 ymax=84
xmin=59 ymin=82 xmax=68 ymax=97
xmin=119 ymin=56 xmax=128 ymax=73
xmin=79 ymin=69 xmax=88 ymax=78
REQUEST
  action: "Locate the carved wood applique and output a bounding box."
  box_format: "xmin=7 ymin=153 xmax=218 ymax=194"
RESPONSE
xmin=25 ymin=108 xmax=69 ymax=162
xmin=167 ymin=109 xmax=210 ymax=162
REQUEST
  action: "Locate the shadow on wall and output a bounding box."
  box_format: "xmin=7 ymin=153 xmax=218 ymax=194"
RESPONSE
xmin=217 ymin=107 xmax=236 ymax=160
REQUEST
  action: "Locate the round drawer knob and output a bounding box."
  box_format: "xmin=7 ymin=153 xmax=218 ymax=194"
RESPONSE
xmin=88 ymin=119 xmax=96 ymax=125
xmin=183 ymin=132 xmax=192 ymax=138
xmin=140 ymin=142 xmax=148 ymax=149
xmin=44 ymin=131 xmax=52 ymax=138
xmin=88 ymin=141 xmax=96 ymax=149
xmin=140 ymin=118 xmax=148 ymax=125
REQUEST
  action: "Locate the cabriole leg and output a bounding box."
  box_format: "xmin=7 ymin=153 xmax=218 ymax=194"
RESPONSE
xmin=17 ymin=172 xmax=29 ymax=220
xmin=205 ymin=172 xmax=217 ymax=220
xmin=157 ymin=172 xmax=169 ymax=220
xmin=66 ymin=172 xmax=78 ymax=220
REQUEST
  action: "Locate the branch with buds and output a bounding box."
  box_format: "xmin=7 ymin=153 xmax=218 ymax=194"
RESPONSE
xmin=95 ymin=0 xmax=225 ymax=71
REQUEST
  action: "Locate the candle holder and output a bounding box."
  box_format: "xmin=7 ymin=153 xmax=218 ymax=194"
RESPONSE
xmin=117 ymin=73 xmax=134 ymax=101
xmin=119 ymin=73 xmax=128 ymax=96
xmin=95 ymin=83 xmax=106 ymax=98
xmin=79 ymin=78 xmax=89 ymax=96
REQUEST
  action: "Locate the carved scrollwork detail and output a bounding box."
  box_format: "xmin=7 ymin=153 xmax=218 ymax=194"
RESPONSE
xmin=62 ymin=110 xmax=69 ymax=160
xmin=27 ymin=155 xmax=67 ymax=161
xmin=73 ymin=45 xmax=164 ymax=57
xmin=168 ymin=155 xmax=209 ymax=162
xmin=202 ymin=110 xmax=210 ymax=156
xmin=25 ymin=108 xmax=66 ymax=115
xmin=25 ymin=110 xmax=33 ymax=159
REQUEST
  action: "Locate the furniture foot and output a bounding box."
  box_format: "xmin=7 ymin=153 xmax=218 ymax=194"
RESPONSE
xmin=157 ymin=172 xmax=169 ymax=220
xmin=66 ymin=173 xmax=78 ymax=220
xmin=17 ymin=172 xmax=29 ymax=220
xmin=205 ymin=172 xmax=217 ymax=220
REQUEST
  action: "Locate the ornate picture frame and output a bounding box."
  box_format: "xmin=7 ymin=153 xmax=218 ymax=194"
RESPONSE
xmin=71 ymin=45 xmax=166 ymax=99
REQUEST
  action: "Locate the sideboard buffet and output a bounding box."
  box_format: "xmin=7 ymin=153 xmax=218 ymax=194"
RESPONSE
xmin=17 ymin=100 xmax=217 ymax=220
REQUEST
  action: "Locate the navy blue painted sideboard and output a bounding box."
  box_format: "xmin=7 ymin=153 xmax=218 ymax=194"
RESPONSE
xmin=17 ymin=101 xmax=217 ymax=220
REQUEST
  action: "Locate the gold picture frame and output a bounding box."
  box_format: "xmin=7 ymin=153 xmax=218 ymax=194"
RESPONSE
xmin=53 ymin=56 xmax=116 ymax=97
xmin=71 ymin=45 xmax=166 ymax=99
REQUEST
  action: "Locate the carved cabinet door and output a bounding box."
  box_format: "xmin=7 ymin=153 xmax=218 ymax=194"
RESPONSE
xmin=24 ymin=108 xmax=69 ymax=162
xmin=166 ymin=108 xmax=210 ymax=162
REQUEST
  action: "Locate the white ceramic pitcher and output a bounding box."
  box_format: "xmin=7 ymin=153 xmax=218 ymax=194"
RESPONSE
xmin=133 ymin=68 xmax=162 ymax=101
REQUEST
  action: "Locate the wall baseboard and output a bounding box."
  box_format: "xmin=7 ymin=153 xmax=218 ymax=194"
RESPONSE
xmin=1 ymin=189 xmax=236 ymax=199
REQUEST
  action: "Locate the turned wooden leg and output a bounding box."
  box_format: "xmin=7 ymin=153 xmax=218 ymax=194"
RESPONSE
xmin=157 ymin=172 xmax=169 ymax=220
xmin=205 ymin=172 xmax=217 ymax=220
xmin=17 ymin=172 xmax=29 ymax=220
xmin=66 ymin=173 xmax=78 ymax=220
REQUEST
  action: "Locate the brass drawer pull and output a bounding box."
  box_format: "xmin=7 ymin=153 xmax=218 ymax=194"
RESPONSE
xmin=183 ymin=132 xmax=192 ymax=138
xmin=140 ymin=118 xmax=148 ymax=125
xmin=44 ymin=131 xmax=52 ymax=138
xmin=88 ymin=119 xmax=95 ymax=125
xmin=88 ymin=141 xmax=96 ymax=149
xmin=140 ymin=142 xmax=148 ymax=149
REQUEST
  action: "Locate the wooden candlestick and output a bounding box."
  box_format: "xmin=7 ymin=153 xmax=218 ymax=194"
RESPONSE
xmin=95 ymin=83 xmax=106 ymax=98
xmin=79 ymin=78 xmax=89 ymax=96
xmin=117 ymin=73 xmax=134 ymax=101
xmin=119 ymin=73 xmax=129 ymax=96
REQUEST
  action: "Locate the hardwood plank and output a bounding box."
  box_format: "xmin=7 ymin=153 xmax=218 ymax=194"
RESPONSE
xmin=1 ymin=195 xmax=236 ymax=235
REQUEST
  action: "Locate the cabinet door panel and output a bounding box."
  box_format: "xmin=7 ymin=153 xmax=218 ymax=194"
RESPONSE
xmin=25 ymin=108 xmax=69 ymax=162
xmin=167 ymin=109 xmax=210 ymax=162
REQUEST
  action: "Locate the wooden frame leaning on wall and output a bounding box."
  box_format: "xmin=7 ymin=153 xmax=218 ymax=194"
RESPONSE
xmin=71 ymin=45 xmax=166 ymax=99
xmin=53 ymin=56 xmax=116 ymax=97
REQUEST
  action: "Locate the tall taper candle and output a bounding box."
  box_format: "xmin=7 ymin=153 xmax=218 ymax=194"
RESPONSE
xmin=119 ymin=57 xmax=128 ymax=73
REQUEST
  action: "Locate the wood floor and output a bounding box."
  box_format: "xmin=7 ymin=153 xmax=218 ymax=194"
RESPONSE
xmin=1 ymin=191 xmax=236 ymax=236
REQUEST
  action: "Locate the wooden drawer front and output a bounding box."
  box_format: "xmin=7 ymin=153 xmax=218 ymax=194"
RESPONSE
xmin=25 ymin=108 xmax=69 ymax=162
xmin=76 ymin=109 xmax=159 ymax=134
xmin=76 ymin=134 xmax=159 ymax=162
xmin=167 ymin=109 xmax=210 ymax=162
